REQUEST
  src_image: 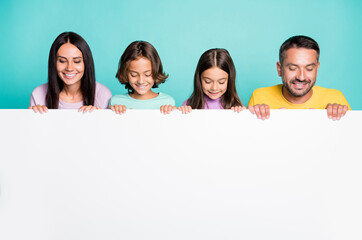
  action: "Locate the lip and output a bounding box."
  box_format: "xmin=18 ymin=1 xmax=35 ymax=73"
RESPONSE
xmin=63 ymin=73 xmax=77 ymax=79
xmin=291 ymin=81 xmax=310 ymax=90
xmin=135 ymin=84 xmax=149 ymax=90
xmin=208 ymin=91 xmax=220 ymax=95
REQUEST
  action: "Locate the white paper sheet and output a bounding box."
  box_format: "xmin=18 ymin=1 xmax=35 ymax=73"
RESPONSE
xmin=0 ymin=110 xmax=361 ymax=240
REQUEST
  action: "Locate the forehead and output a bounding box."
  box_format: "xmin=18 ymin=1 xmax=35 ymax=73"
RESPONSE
xmin=57 ymin=43 xmax=82 ymax=57
xmin=129 ymin=57 xmax=152 ymax=71
xmin=283 ymin=48 xmax=318 ymax=65
xmin=201 ymin=66 xmax=228 ymax=80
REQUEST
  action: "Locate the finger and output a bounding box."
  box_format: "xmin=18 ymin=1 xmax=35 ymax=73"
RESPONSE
xmin=248 ymin=105 xmax=256 ymax=115
xmin=121 ymin=105 xmax=127 ymax=114
xmin=110 ymin=105 xmax=115 ymax=112
xmin=89 ymin=106 xmax=97 ymax=112
xmin=337 ymin=105 xmax=344 ymax=120
xmin=115 ymin=105 xmax=121 ymax=114
xmin=260 ymin=105 xmax=267 ymax=120
xmin=160 ymin=105 xmax=165 ymax=114
xmin=38 ymin=105 xmax=45 ymax=114
xmin=332 ymin=104 xmax=338 ymax=121
xmin=342 ymin=105 xmax=348 ymax=117
xmin=82 ymin=106 xmax=92 ymax=113
xmin=254 ymin=105 xmax=261 ymax=119
xmin=265 ymin=105 xmax=270 ymax=119
xmin=326 ymin=104 xmax=332 ymax=119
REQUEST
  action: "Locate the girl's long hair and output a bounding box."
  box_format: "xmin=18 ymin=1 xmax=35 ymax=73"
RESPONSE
xmin=46 ymin=32 xmax=96 ymax=108
xmin=187 ymin=48 xmax=242 ymax=109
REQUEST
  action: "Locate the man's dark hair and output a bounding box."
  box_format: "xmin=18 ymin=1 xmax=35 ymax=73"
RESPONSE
xmin=279 ymin=35 xmax=320 ymax=64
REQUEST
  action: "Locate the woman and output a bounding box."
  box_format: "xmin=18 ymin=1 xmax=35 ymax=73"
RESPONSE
xmin=29 ymin=32 xmax=112 ymax=113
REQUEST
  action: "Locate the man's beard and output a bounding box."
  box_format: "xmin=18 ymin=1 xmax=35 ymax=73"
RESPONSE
xmin=283 ymin=79 xmax=315 ymax=97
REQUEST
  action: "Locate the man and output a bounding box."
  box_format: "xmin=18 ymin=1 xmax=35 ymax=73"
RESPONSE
xmin=248 ymin=35 xmax=351 ymax=120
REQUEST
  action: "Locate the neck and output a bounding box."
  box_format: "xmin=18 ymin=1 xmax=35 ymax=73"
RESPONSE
xmin=130 ymin=90 xmax=158 ymax=100
xmin=282 ymin=85 xmax=313 ymax=104
xmin=60 ymin=82 xmax=83 ymax=102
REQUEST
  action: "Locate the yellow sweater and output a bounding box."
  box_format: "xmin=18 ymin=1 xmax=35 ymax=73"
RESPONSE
xmin=248 ymin=84 xmax=351 ymax=110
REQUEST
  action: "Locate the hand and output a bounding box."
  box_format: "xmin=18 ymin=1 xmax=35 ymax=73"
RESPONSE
xmin=78 ymin=105 xmax=100 ymax=113
xmin=110 ymin=104 xmax=126 ymax=114
xmin=231 ymin=106 xmax=246 ymax=113
xmin=160 ymin=105 xmax=176 ymax=114
xmin=326 ymin=103 xmax=348 ymax=120
xmin=177 ymin=106 xmax=192 ymax=114
xmin=29 ymin=105 xmax=48 ymax=113
xmin=248 ymin=104 xmax=270 ymax=120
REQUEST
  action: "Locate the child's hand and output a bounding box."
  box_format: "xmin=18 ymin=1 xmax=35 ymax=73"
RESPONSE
xmin=177 ymin=106 xmax=192 ymax=114
xmin=160 ymin=105 xmax=176 ymax=114
xmin=28 ymin=105 xmax=48 ymax=114
xmin=110 ymin=104 xmax=126 ymax=114
xmin=248 ymin=104 xmax=270 ymax=120
xmin=78 ymin=105 xmax=100 ymax=113
xmin=231 ymin=106 xmax=246 ymax=113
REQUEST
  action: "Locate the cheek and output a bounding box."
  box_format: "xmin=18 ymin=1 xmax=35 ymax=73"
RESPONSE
xmin=201 ymin=82 xmax=209 ymax=92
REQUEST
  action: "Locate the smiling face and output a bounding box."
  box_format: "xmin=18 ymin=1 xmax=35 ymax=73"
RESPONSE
xmin=127 ymin=57 xmax=158 ymax=100
xmin=201 ymin=67 xmax=228 ymax=100
xmin=277 ymin=47 xmax=320 ymax=103
xmin=56 ymin=43 xmax=84 ymax=87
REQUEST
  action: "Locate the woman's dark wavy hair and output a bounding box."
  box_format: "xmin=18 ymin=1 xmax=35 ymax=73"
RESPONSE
xmin=187 ymin=48 xmax=242 ymax=109
xmin=46 ymin=32 xmax=96 ymax=108
xmin=115 ymin=41 xmax=168 ymax=94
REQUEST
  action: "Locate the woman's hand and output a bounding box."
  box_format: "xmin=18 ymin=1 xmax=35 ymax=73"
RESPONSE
xmin=29 ymin=105 xmax=48 ymax=113
xmin=78 ymin=105 xmax=100 ymax=113
xmin=110 ymin=104 xmax=127 ymax=114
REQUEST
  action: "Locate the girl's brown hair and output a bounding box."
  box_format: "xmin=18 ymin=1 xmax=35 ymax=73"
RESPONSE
xmin=116 ymin=41 xmax=168 ymax=93
xmin=187 ymin=48 xmax=242 ymax=109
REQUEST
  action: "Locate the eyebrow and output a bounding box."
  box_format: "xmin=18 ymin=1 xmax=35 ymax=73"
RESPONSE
xmin=203 ymin=77 xmax=227 ymax=81
xmin=286 ymin=63 xmax=316 ymax=67
xmin=57 ymin=56 xmax=83 ymax=59
xmin=129 ymin=70 xmax=152 ymax=73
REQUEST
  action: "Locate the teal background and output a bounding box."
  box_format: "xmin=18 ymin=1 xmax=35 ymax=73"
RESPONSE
xmin=0 ymin=0 xmax=361 ymax=109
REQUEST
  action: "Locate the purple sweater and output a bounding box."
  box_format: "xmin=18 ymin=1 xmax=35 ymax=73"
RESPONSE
xmin=182 ymin=95 xmax=223 ymax=109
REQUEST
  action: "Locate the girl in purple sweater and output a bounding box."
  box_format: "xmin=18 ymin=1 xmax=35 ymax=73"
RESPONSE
xmin=161 ymin=48 xmax=244 ymax=114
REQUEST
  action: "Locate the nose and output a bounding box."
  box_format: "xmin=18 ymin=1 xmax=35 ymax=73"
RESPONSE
xmin=137 ymin=75 xmax=145 ymax=84
xmin=211 ymin=82 xmax=218 ymax=91
xmin=297 ymin=69 xmax=306 ymax=81
xmin=65 ymin=61 xmax=74 ymax=71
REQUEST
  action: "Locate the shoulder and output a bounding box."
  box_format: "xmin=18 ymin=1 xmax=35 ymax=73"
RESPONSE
xmin=252 ymin=85 xmax=282 ymax=95
xmin=111 ymin=93 xmax=129 ymax=100
xmin=313 ymin=85 xmax=344 ymax=95
xmin=30 ymin=83 xmax=48 ymax=100
xmin=31 ymin=83 xmax=48 ymax=96
xmin=95 ymin=82 xmax=112 ymax=96
xmin=110 ymin=93 xmax=130 ymax=105
xmin=158 ymin=92 xmax=175 ymax=100
xmin=29 ymin=83 xmax=48 ymax=107
xmin=157 ymin=92 xmax=175 ymax=104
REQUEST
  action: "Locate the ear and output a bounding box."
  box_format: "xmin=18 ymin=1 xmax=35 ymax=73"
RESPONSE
xmin=316 ymin=62 xmax=320 ymax=73
xmin=276 ymin=62 xmax=282 ymax=77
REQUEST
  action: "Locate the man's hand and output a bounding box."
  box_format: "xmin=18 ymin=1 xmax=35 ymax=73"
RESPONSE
xmin=326 ymin=103 xmax=348 ymax=120
xmin=248 ymin=104 xmax=270 ymax=120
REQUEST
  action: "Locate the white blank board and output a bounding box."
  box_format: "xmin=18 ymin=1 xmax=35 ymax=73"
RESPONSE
xmin=0 ymin=109 xmax=361 ymax=240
